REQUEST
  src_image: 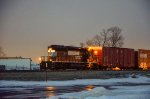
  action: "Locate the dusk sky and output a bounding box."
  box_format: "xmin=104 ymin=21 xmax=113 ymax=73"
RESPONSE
xmin=1 ymin=0 xmax=150 ymax=63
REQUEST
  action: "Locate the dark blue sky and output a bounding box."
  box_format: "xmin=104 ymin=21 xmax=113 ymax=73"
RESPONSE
xmin=1 ymin=0 xmax=150 ymax=63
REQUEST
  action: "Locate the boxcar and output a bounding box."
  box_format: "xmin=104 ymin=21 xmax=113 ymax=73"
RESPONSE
xmin=138 ymin=49 xmax=150 ymax=70
xmin=102 ymin=47 xmax=135 ymax=69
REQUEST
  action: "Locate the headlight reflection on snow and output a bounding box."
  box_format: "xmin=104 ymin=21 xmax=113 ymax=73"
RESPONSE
xmin=84 ymin=85 xmax=95 ymax=91
xmin=47 ymin=92 xmax=56 ymax=97
xmin=46 ymin=86 xmax=56 ymax=91
xmin=46 ymin=86 xmax=56 ymax=97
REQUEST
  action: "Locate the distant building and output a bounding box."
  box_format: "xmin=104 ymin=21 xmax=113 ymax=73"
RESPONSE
xmin=0 ymin=57 xmax=32 ymax=70
xmin=30 ymin=63 xmax=40 ymax=70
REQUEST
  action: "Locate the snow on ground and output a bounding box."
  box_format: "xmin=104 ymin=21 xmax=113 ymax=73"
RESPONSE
xmin=50 ymin=85 xmax=150 ymax=99
xmin=0 ymin=75 xmax=150 ymax=99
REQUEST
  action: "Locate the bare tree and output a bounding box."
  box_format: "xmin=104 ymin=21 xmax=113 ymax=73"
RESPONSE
xmin=92 ymin=34 xmax=102 ymax=46
xmin=85 ymin=35 xmax=102 ymax=46
xmin=100 ymin=29 xmax=110 ymax=47
xmin=86 ymin=39 xmax=94 ymax=46
xmin=107 ymin=26 xmax=124 ymax=47
xmin=85 ymin=26 xmax=124 ymax=47
xmin=80 ymin=42 xmax=84 ymax=48
xmin=0 ymin=46 xmax=6 ymax=57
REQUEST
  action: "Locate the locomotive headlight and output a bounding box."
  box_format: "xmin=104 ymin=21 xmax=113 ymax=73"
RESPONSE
xmin=48 ymin=48 xmax=55 ymax=53
xmin=48 ymin=48 xmax=52 ymax=52
xmin=88 ymin=47 xmax=92 ymax=51
xmin=51 ymin=50 xmax=55 ymax=52
xmin=39 ymin=57 xmax=41 ymax=62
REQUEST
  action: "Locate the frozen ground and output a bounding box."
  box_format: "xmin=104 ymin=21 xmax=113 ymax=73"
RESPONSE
xmin=51 ymin=86 xmax=150 ymax=99
xmin=0 ymin=75 xmax=150 ymax=99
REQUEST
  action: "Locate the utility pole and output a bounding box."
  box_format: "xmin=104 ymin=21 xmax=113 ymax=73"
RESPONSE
xmin=45 ymin=62 xmax=47 ymax=82
xmin=30 ymin=58 xmax=31 ymax=70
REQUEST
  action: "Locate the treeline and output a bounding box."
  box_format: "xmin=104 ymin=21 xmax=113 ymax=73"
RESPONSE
xmin=80 ymin=26 xmax=124 ymax=47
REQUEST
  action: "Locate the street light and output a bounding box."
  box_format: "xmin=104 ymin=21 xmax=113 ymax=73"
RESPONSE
xmin=39 ymin=57 xmax=41 ymax=62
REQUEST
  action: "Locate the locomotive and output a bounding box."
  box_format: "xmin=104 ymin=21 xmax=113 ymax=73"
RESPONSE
xmin=40 ymin=45 xmax=150 ymax=70
xmin=40 ymin=45 xmax=90 ymax=70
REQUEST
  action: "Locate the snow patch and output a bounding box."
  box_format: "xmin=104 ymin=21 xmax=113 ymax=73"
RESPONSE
xmin=50 ymin=85 xmax=150 ymax=99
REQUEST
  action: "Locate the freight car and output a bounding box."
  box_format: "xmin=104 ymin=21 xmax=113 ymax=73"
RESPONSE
xmin=138 ymin=49 xmax=150 ymax=70
xmin=102 ymin=47 xmax=135 ymax=70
